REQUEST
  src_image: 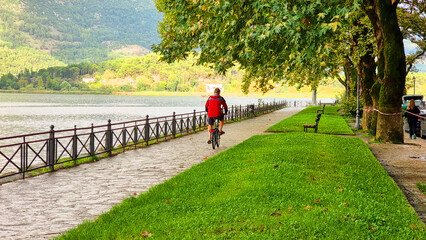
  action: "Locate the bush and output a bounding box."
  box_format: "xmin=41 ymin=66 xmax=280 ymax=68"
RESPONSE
xmin=341 ymin=97 xmax=363 ymax=116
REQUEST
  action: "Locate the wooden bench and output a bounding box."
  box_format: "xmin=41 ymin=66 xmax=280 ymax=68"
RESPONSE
xmin=304 ymin=113 xmax=322 ymax=133
xmin=317 ymin=105 xmax=325 ymax=114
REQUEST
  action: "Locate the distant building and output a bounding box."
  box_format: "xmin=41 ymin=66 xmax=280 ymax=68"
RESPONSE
xmin=205 ymin=83 xmax=223 ymax=93
xmin=82 ymin=77 xmax=95 ymax=83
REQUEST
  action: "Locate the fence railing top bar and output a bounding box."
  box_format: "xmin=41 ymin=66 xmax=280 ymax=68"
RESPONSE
xmin=0 ymin=141 xmax=26 ymax=148
xmin=55 ymin=131 xmax=91 ymax=140
xmin=174 ymin=112 xmax=205 ymax=118
xmin=0 ymin=130 xmax=51 ymax=141
xmin=53 ymin=124 xmax=109 ymax=133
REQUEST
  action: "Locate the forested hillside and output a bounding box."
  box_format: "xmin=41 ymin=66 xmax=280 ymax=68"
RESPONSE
xmin=0 ymin=0 xmax=161 ymax=75
xmin=0 ymin=53 xmax=352 ymax=97
xmin=0 ymin=53 xmax=244 ymax=93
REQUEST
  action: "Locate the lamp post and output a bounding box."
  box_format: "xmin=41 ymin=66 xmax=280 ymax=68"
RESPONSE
xmin=354 ymin=74 xmax=361 ymax=129
xmin=413 ymin=76 xmax=416 ymax=95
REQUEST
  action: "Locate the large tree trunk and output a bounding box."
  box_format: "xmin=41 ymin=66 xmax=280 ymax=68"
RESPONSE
xmin=343 ymin=58 xmax=357 ymax=98
xmin=369 ymin=81 xmax=381 ymax=135
xmin=353 ymin=15 xmax=377 ymax=134
xmin=356 ymin=24 xmax=377 ymax=134
xmin=360 ymin=53 xmax=377 ymax=133
xmin=312 ymin=88 xmax=317 ymax=106
xmin=364 ymin=0 xmax=406 ymax=143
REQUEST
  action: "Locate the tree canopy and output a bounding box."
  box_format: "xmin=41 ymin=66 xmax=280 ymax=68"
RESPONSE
xmin=154 ymin=0 xmax=360 ymax=92
xmin=155 ymin=0 xmax=411 ymax=143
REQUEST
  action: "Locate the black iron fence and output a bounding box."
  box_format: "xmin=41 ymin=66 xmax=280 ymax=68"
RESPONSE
xmin=0 ymin=100 xmax=287 ymax=180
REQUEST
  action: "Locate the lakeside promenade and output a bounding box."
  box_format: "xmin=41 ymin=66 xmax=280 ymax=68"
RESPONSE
xmin=0 ymin=107 xmax=302 ymax=240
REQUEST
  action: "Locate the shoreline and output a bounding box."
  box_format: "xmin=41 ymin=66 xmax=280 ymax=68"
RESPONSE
xmin=0 ymin=89 xmax=336 ymax=99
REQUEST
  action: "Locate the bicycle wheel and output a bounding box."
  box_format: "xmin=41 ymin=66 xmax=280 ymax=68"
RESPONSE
xmin=216 ymin=131 xmax=220 ymax=147
xmin=211 ymin=130 xmax=217 ymax=149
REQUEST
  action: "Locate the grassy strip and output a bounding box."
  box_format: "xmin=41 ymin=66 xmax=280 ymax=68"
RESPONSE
xmin=299 ymin=105 xmax=342 ymax=115
xmin=416 ymin=183 xmax=426 ymax=194
xmin=57 ymin=133 xmax=424 ymax=239
xmin=267 ymin=106 xmax=353 ymax=135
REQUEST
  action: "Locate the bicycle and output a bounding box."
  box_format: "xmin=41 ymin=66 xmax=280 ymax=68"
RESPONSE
xmin=210 ymin=119 xmax=220 ymax=149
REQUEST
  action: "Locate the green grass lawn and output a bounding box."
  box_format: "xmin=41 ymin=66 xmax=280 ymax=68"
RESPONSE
xmin=57 ymin=133 xmax=424 ymax=239
xmin=267 ymin=106 xmax=353 ymax=135
xmin=299 ymin=105 xmax=342 ymax=115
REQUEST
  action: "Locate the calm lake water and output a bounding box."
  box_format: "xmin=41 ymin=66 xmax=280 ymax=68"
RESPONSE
xmin=0 ymin=93 xmax=317 ymax=138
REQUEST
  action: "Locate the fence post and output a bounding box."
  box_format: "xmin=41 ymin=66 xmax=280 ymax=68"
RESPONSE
xmin=239 ymin=105 xmax=242 ymax=120
xmin=48 ymin=125 xmax=55 ymax=172
xmin=106 ymin=120 xmax=112 ymax=155
xmin=72 ymin=125 xmax=78 ymax=161
xmin=90 ymin=124 xmax=95 ymax=156
xmin=172 ymin=112 xmax=176 ymax=137
xmin=246 ymin=105 xmax=249 ymax=117
xmin=186 ymin=115 xmax=190 ymax=133
xmin=145 ymin=115 xmax=150 ymax=145
xmin=122 ymin=123 xmax=127 ymax=150
xmin=134 ymin=122 xmax=138 ymax=148
xmin=192 ymin=110 xmax=196 ymax=131
xmin=21 ymin=136 xmax=27 ymax=179
xmin=155 ymin=120 xmax=160 ymax=141
xmin=164 ymin=119 xmax=168 ymax=139
xmin=231 ymin=105 xmax=234 ymax=121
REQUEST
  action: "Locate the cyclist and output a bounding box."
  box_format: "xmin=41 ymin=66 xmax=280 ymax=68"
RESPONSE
xmin=205 ymin=88 xmax=228 ymax=144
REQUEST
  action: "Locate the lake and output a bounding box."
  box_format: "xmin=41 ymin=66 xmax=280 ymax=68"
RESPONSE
xmin=0 ymin=93 xmax=317 ymax=137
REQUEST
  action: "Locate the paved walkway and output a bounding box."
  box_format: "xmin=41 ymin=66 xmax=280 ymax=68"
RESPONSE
xmin=0 ymin=108 xmax=302 ymax=240
xmin=367 ymin=133 xmax=426 ymax=222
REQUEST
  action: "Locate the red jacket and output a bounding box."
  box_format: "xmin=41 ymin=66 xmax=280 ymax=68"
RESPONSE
xmin=205 ymin=95 xmax=228 ymax=117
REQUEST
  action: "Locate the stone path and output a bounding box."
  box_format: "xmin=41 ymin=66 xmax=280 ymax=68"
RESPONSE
xmin=0 ymin=108 xmax=302 ymax=240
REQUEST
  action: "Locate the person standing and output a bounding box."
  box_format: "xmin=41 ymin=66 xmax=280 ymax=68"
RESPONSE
xmin=205 ymin=88 xmax=228 ymax=144
xmin=404 ymin=99 xmax=420 ymax=139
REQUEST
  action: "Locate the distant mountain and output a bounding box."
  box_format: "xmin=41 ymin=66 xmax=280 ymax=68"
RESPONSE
xmin=0 ymin=0 xmax=161 ymax=75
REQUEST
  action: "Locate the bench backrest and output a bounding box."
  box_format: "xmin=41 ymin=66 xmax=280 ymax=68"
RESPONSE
xmin=316 ymin=113 xmax=322 ymax=123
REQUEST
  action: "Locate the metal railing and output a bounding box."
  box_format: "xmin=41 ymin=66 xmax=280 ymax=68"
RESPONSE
xmin=0 ymin=100 xmax=287 ymax=181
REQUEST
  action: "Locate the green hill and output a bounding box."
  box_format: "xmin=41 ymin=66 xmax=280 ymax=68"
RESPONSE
xmin=0 ymin=0 xmax=161 ymax=75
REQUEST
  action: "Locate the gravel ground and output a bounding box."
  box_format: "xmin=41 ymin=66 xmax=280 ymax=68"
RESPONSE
xmin=366 ymin=133 xmax=426 ymax=223
xmin=0 ymin=107 xmax=302 ymax=240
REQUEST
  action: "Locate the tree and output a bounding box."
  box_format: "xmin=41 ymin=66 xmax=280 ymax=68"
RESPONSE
xmin=362 ymin=0 xmax=406 ymax=143
xmin=154 ymin=0 xmax=355 ymax=92
xmin=60 ymin=81 xmax=72 ymax=91
xmin=154 ymin=0 xmax=408 ymax=143
xmin=335 ymin=1 xmax=423 ymax=138
xmin=36 ymin=78 xmax=45 ymax=89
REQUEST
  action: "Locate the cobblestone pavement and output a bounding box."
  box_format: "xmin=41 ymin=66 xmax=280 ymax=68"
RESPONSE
xmin=0 ymin=108 xmax=302 ymax=240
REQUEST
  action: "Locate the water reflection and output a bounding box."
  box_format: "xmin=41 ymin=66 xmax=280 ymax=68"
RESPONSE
xmin=0 ymin=93 xmax=319 ymax=137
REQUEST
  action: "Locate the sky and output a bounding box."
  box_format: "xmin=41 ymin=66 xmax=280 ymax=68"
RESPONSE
xmin=404 ymin=40 xmax=425 ymax=73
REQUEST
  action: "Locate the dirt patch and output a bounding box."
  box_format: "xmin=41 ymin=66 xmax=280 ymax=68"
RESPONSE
xmin=361 ymin=133 xmax=426 ymax=223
